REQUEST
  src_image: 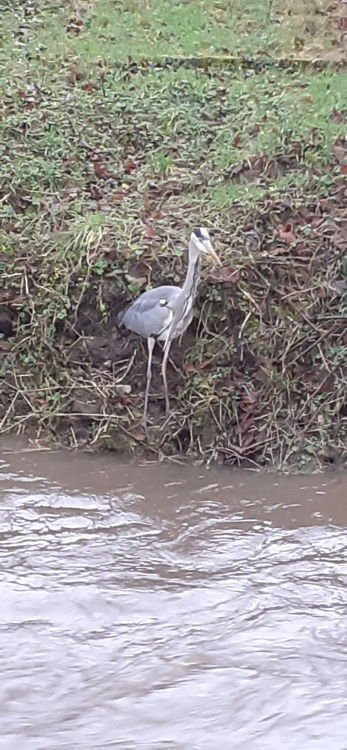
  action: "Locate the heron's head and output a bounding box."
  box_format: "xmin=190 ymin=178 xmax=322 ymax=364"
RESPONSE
xmin=190 ymin=227 xmax=220 ymax=265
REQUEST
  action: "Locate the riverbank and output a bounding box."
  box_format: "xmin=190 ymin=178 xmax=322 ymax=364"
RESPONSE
xmin=1 ymin=1 xmax=346 ymax=468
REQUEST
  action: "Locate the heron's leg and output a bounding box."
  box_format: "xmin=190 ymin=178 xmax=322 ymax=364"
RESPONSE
xmin=159 ymin=340 xmax=180 ymax=374
xmin=161 ymin=339 xmax=172 ymax=416
xmin=143 ymin=336 xmax=155 ymax=436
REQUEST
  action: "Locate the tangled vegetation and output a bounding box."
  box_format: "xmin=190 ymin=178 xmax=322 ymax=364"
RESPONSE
xmin=1 ymin=0 xmax=346 ymax=468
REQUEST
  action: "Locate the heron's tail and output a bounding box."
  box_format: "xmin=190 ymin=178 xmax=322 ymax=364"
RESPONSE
xmin=117 ymin=309 xmax=125 ymax=325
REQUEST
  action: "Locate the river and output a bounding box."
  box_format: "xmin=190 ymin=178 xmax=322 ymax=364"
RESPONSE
xmin=0 ymin=447 xmax=346 ymax=749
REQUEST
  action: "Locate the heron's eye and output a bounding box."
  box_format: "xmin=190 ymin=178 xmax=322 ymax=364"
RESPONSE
xmin=159 ymin=298 xmax=167 ymax=306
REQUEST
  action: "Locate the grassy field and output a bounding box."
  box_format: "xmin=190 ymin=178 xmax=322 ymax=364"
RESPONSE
xmin=2 ymin=0 xmax=346 ymax=64
xmin=1 ymin=0 xmax=346 ymax=467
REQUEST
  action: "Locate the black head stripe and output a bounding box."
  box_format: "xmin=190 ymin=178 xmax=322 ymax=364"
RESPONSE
xmin=193 ymin=227 xmax=203 ymax=240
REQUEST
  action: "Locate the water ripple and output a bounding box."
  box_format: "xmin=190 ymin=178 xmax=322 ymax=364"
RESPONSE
xmin=0 ymin=450 xmax=346 ymax=749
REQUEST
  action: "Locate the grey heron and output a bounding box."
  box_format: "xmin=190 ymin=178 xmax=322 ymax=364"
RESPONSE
xmin=118 ymin=227 xmax=220 ymax=434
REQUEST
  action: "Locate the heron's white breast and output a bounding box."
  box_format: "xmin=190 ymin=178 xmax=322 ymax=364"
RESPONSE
xmin=176 ymin=296 xmax=193 ymax=335
xmin=158 ymin=296 xmax=194 ymax=342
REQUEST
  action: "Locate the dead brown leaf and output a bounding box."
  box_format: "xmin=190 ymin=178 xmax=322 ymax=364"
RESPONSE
xmin=113 ymin=191 xmax=125 ymax=204
xmin=318 ymin=198 xmax=334 ymax=212
xmin=330 ymin=108 xmax=347 ymax=124
xmin=184 ymin=362 xmax=196 ymax=374
xmin=204 ymin=265 xmax=240 ymax=286
xmin=184 ymin=358 xmax=214 ymax=374
xmin=69 ymin=65 xmax=86 ymax=83
xmin=310 ymin=217 xmax=324 ymax=229
xmin=67 ymin=16 xmax=84 ymax=35
xmin=295 ymin=243 xmax=312 ymax=257
xmin=93 ymin=161 xmax=110 ymax=180
xmin=332 ymin=138 xmax=347 ymax=164
xmin=332 ymin=229 xmax=347 ymax=250
xmin=240 ymin=391 xmax=259 ymax=410
xmin=144 ymin=224 xmax=156 ymax=239
xmin=82 ymin=82 xmax=97 ymax=93
xmin=124 ymin=161 xmax=138 ymax=173
xmin=277 ymin=222 xmax=295 ymax=244
xmin=328 ymin=280 xmax=346 ymax=295
xmin=125 ymin=273 xmax=147 ymax=288
xmin=87 ymin=184 xmax=103 ymax=200
xmin=268 ymin=246 xmax=288 ymax=257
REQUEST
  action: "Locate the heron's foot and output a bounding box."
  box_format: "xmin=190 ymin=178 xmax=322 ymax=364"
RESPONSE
xmin=141 ymin=418 xmax=149 ymax=438
xmin=143 ymin=427 xmax=151 ymax=443
xmin=163 ymin=387 xmax=170 ymax=416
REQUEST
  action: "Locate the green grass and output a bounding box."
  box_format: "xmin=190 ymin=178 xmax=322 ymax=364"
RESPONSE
xmin=1 ymin=64 xmax=345 ymax=230
xmin=1 ymin=2 xmax=345 ymax=217
xmin=1 ymin=0 xmax=343 ymax=73
xmin=0 ymin=0 xmax=346 ymax=466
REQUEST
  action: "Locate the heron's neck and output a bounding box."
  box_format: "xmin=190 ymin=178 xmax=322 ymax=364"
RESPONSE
xmin=182 ymin=244 xmax=201 ymax=301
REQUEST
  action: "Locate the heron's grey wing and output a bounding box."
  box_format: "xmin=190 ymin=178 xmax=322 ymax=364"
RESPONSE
xmin=119 ymin=285 xmax=181 ymax=339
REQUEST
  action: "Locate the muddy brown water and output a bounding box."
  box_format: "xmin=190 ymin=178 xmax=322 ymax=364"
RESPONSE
xmin=0 ymin=448 xmax=346 ymax=750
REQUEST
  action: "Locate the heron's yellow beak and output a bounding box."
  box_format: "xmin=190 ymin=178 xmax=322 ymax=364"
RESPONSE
xmin=207 ymin=244 xmax=221 ymax=266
